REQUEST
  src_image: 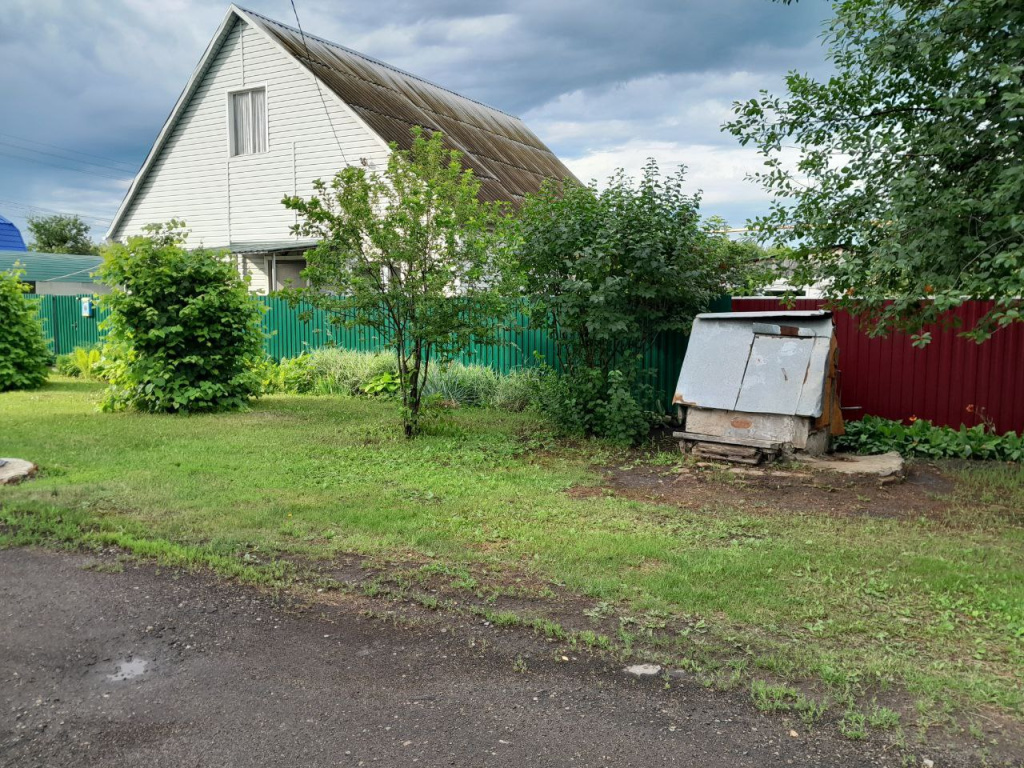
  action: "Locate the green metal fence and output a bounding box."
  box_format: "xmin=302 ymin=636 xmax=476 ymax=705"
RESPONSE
xmin=32 ymin=295 xmax=110 ymax=356
xmin=29 ymin=294 xmax=729 ymax=410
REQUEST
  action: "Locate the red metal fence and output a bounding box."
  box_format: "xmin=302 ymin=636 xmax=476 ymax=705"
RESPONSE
xmin=732 ymin=298 xmax=1024 ymax=435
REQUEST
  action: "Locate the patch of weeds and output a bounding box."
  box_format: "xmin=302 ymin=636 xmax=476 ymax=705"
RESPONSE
xmin=751 ymin=680 xmax=802 ymax=713
xmin=0 ymin=503 xmax=298 ymax=588
xmin=619 ymin=610 xmax=668 ymax=637
xmin=751 ymin=680 xmax=828 ymax=725
xmin=417 ymin=594 xmax=440 ymax=610
xmin=531 ymin=618 xmax=568 ymax=641
xmin=617 ymin=627 xmax=635 ymax=658
xmin=839 ymin=707 xmax=868 ymax=740
xmin=817 ymin=662 xmax=860 ymax=691
xmin=485 ymin=610 xmax=523 ymax=628
xmin=360 ymin=578 xmax=385 ymax=598
xmin=868 ymin=704 xmax=901 ymax=731
xmin=713 ymin=659 xmax=747 ymax=691
xmin=752 ymin=653 xmax=801 ymax=677
xmin=573 ymin=630 xmax=611 ymax=651
xmin=512 ymin=654 xmax=528 ymax=674
xmin=584 ymin=600 xmax=614 ymax=619
xmin=796 ymin=696 xmax=829 ymax=726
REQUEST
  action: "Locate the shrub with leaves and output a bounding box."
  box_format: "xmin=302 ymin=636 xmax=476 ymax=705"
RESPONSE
xmin=56 ymin=347 xmax=103 ymax=379
xmin=535 ymin=363 xmax=658 ymax=445
xmin=0 ymin=268 xmax=50 ymax=392
xmin=97 ymin=222 xmax=265 ymax=413
xmin=837 ymin=415 xmax=1023 ymax=461
xmin=509 ymin=162 xmax=746 ymax=443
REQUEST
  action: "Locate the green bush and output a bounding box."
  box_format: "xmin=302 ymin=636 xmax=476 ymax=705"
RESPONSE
xmin=0 ymin=269 xmax=50 ymax=392
xmin=837 ymin=415 xmax=1023 ymax=462
xmin=55 ymin=353 xmax=79 ymax=378
xmin=536 ymin=364 xmax=657 ymax=445
xmin=56 ymin=347 xmax=104 ymax=379
xmin=97 ymin=222 xmax=265 ymax=413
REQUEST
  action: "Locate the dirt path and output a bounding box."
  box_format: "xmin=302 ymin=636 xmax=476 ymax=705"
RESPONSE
xmin=0 ymin=548 xmax=952 ymax=767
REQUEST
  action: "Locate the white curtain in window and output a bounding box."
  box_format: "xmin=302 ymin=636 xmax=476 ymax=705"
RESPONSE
xmin=231 ymin=89 xmax=266 ymax=156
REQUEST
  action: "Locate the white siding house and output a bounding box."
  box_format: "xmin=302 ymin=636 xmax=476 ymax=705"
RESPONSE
xmin=108 ymin=5 xmax=575 ymax=294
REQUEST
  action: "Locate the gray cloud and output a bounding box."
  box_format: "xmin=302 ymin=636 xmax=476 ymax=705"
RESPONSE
xmin=0 ymin=0 xmax=833 ymax=239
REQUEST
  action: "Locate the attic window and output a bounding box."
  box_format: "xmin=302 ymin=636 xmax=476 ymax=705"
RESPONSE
xmin=229 ymin=88 xmax=267 ymax=156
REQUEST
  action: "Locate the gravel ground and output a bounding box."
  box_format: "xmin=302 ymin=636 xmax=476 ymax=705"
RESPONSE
xmin=0 ymin=548 xmax=980 ymax=767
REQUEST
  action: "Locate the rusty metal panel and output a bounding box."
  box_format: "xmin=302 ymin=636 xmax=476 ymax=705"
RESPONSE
xmin=731 ymin=298 xmax=1024 ymax=435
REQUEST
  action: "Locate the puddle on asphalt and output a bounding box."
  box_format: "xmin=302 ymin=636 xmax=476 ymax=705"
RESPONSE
xmin=108 ymin=657 xmax=149 ymax=682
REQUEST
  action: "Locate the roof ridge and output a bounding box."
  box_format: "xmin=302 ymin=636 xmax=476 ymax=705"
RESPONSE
xmin=233 ymin=5 xmax=523 ymax=121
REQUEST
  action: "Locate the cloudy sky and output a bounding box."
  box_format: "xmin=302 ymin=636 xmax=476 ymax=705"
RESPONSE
xmin=0 ymin=0 xmax=833 ymax=243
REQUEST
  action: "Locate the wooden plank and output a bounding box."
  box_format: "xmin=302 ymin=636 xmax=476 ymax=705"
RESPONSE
xmin=692 ymin=444 xmax=766 ymax=465
xmin=672 ymin=431 xmax=782 ymax=449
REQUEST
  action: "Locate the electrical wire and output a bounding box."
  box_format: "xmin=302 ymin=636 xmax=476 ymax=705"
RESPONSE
xmin=0 ymin=148 xmax=132 ymax=182
xmin=287 ymin=0 xmax=348 ymax=165
xmin=0 ymin=199 xmax=111 ymax=226
xmin=0 ymin=140 xmax=137 ymax=176
xmin=0 ymin=132 xmax=139 ymax=172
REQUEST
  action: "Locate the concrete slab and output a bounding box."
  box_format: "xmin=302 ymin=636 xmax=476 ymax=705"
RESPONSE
xmin=0 ymin=458 xmax=37 ymax=485
xmin=796 ymin=451 xmax=905 ymax=478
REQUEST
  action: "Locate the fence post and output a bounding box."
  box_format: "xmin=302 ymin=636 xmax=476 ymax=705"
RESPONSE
xmin=45 ymin=296 xmax=59 ymax=355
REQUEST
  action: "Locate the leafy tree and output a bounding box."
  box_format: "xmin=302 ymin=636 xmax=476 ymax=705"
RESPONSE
xmin=0 ymin=268 xmax=50 ymax=392
xmin=726 ymin=0 xmax=1024 ymax=344
xmin=510 ymin=162 xmax=751 ymax=442
xmin=283 ymin=128 xmax=511 ymax=437
xmin=97 ymin=222 xmax=264 ymax=413
xmin=27 ymin=214 xmax=100 ymax=255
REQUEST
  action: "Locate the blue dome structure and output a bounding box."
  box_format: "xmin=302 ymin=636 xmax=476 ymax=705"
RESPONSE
xmin=0 ymin=215 xmax=28 ymax=251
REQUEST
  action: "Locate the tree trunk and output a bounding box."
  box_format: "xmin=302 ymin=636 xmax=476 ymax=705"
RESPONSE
xmin=404 ymin=340 xmax=423 ymax=439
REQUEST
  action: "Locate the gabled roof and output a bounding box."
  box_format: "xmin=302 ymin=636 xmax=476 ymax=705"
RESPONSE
xmin=108 ymin=5 xmax=575 ymax=240
xmin=0 ymin=250 xmax=104 ymax=284
xmin=0 ymin=215 xmax=27 ymax=251
xmin=240 ymin=7 xmax=576 ymax=205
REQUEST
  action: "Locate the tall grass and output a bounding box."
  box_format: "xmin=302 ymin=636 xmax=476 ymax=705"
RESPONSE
xmin=264 ymin=348 xmax=540 ymax=412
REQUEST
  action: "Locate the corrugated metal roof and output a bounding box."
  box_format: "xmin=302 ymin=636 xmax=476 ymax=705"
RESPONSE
xmin=0 ymin=215 xmax=27 ymax=251
xmin=0 ymin=250 xmax=104 ymax=284
xmin=675 ymin=311 xmax=836 ymax=418
xmin=239 ymin=7 xmax=577 ymax=206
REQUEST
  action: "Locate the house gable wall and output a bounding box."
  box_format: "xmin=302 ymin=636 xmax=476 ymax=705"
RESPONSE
xmin=112 ymin=15 xmax=390 ymax=252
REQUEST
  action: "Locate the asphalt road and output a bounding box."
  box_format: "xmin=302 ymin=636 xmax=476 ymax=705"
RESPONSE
xmin=0 ymin=548 xmax=947 ymax=767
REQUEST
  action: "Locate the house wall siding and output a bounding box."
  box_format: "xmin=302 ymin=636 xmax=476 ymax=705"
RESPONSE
xmin=113 ymin=17 xmax=389 ymax=258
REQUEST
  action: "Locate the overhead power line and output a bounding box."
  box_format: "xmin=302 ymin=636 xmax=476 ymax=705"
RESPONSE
xmin=0 ymin=140 xmax=137 ymax=176
xmin=0 ymin=132 xmax=139 ymax=172
xmin=0 ymin=148 xmax=133 ymax=182
xmin=0 ymin=199 xmax=112 ymax=226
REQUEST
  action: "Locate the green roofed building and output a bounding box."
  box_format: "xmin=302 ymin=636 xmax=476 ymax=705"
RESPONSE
xmin=0 ymin=250 xmax=107 ymax=296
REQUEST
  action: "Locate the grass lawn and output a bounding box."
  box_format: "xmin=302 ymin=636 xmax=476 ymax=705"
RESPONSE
xmin=2 ymin=378 xmax=1022 ymax=742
